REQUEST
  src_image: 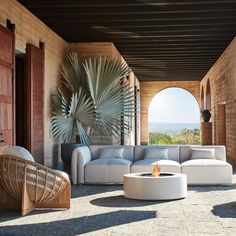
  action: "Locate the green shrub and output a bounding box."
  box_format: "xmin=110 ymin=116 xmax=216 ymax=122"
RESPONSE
xmin=149 ymin=129 xmax=200 ymax=145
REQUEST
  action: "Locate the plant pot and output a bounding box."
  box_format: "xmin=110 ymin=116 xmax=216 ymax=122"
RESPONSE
xmin=61 ymin=143 xmax=82 ymax=164
xmin=202 ymin=110 xmax=211 ymax=122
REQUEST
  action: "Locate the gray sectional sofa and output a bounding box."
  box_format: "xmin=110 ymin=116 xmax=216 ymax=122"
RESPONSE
xmin=71 ymin=145 xmax=232 ymax=185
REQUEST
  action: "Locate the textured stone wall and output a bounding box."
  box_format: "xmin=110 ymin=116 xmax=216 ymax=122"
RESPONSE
xmin=200 ymin=37 xmax=236 ymax=167
xmin=69 ymin=42 xmax=121 ymax=59
xmin=140 ymin=81 xmax=200 ymax=144
xmin=0 ymin=0 xmax=68 ymax=165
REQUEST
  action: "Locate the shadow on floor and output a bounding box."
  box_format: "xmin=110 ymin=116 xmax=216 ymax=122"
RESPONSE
xmin=188 ymin=184 xmax=236 ymax=192
xmin=0 ymin=210 xmax=156 ymax=236
xmin=212 ymin=201 xmax=236 ymax=218
xmin=71 ymin=184 xmax=122 ymax=198
xmin=0 ymin=209 xmax=64 ymax=223
xmin=72 ymin=184 xmax=236 ymax=199
xmin=90 ymin=195 xmax=173 ymax=208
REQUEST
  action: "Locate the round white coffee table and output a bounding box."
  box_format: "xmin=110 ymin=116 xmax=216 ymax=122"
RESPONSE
xmin=123 ymin=172 xmax=187 ymax=200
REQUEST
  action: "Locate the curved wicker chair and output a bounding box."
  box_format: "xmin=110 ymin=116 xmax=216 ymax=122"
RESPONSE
xmin=0 ymin=155 xmax=71 ymax=216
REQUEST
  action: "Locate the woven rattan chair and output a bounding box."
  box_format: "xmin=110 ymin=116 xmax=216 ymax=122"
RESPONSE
xmin=0 ymin=155 xmax=71 ymax=216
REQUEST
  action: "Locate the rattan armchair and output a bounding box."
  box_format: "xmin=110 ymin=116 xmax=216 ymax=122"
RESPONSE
xmin=0 ymin=155 xmax=71 ymax=216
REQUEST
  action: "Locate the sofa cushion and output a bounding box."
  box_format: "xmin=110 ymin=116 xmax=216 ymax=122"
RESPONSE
xmin=144 ymin=148 xmax=168 ymax=160
xmin=134 ymin=145 xmax=179 ymax=162
xmin=131 ymin=159 xmax=181 ymax=173
xmin=179 ymin=145 xmax=226 ymax=163
xmin=99 ymin=147 xmax=124 ymax=159
xmin=85 ymin=158 xmax=132 ymax=183
xmin=89 ymin=145 xmax=134 ymax=161
xmin=181 ymin=159 xmax=232 ymax=184
xmin=191 ymin=148 xmax=215 ymax=160
xmin=181 ymin=159 xmax=232 ymax=167
xmin=2 ymin=146 xmax=35 ymax=162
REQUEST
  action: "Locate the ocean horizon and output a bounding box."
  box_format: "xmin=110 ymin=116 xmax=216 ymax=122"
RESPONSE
xmin=149 ymin=122 xmax=200 ymax=135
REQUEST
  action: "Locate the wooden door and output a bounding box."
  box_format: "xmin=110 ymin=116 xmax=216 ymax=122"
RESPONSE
xmin=26 ymin=44 xmax=45 ymax=163
xmin=0 ymin=25 xmax=15 ymax=153
xmin=15 ymin=56 xmax=27 ymax=148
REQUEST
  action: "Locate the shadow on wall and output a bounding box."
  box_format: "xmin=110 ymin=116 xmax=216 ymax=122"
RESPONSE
xmin=0 ymin=210 xmax=156 ymax=236
xmin=212 ymin=201 xmax=236 ymax=218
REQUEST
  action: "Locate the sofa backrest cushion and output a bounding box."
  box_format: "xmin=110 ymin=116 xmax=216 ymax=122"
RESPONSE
xmin=134 ymin=145 xmax=180 ymax=162
xmin=89 ymin=145 xmax=134 ymax=161
xmin=144 ymin=148 xmax=168 ymax=160
xmin=191 ymin=148 xmax=215 ymax=160
xmin=99 ymin=147 xmax=124 ymax=159
xmin=179 ymin=145 xmax=226 ymax=163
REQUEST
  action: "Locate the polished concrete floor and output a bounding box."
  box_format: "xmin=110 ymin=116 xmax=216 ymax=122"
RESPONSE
xmin=1 ymin=183 xmax=236 ymax=236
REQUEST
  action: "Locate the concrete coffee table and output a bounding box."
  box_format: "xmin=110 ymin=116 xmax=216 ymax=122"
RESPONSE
xmin=123 ymin=172 xmax=187 ymax=200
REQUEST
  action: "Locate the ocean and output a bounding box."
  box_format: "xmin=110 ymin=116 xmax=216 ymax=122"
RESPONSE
xmin=149 ymin=122 xmax=200 ymax=135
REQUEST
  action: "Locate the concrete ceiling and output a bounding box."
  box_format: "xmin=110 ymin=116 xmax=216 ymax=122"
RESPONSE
xmin=18 ymin=0 xmax=236 ymax=81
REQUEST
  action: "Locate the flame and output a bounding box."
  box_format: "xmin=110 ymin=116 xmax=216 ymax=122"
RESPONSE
xmin=152 ymin=164 xmax=160 ymax=177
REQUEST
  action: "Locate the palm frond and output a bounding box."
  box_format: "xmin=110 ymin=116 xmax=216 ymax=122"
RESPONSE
xmin=51 ymin=53 xmax=135 ymax=145
xmin=51 ymin=116 xmax=74 ymax=143
xmin=50 ymin=93 xmax=76 ymax=143
xmin=83 ymin=56 xmax=134 ymax=142
xmin=83 ymin=57 xmax=130 ymax=106
xmin=61 ymin=52 xmax=86 ymax=93
xmin=51 ymin=88 xmax=95 ymax=145
xmin=76 ymin=120 xmax=92 ymax=145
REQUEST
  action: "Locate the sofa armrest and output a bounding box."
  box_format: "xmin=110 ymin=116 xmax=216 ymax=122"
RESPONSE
xmin=71 ymin=146 xmax=91 ymax=185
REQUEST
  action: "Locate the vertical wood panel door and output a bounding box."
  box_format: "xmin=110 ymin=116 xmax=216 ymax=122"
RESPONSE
xmin=26 ymin=44 xmax=45 ymax=163
xmin=0 ymin=25 xmax=14 ymax=153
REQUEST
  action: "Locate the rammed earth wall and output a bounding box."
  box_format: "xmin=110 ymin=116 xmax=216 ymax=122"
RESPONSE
xmin=200 ymin=37 xmax=236 ymax=167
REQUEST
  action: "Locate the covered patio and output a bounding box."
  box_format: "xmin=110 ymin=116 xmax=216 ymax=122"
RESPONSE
xmin=1 ymin=0 xmax=236 ymax=235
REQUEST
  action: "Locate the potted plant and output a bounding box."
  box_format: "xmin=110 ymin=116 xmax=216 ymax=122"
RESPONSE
xmin=50 ymin=52 xmax=134 ymax=163
xmin=201 ymin=109 xmax=211 ymax=122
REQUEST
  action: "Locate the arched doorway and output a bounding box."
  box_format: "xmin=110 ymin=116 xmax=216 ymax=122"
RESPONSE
xmin=148 ymin=87 xmax=200 ymax=145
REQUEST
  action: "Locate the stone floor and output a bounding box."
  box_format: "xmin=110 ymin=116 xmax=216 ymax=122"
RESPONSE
xmin=1 ymin=184 xmax=236 ymax=236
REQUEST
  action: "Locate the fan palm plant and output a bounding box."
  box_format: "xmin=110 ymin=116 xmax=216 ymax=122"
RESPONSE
xmin=50 ymin=52 xmax=134 ymax=146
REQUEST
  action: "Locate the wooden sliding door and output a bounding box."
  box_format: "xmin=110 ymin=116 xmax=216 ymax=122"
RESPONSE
xmin=26 ymin=44 xmax=45 ymax=163
xmin=0 ymin=25 xmax=15 ymax=153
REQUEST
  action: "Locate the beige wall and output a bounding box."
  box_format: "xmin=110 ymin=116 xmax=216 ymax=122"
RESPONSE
xmin=0 ymin=0 xmax=68 ymax=165
xmin=200 ymin=37 xmax=236 ymax=167
xmin=140 ymin=81 xmax=200 ymax=144
xmin=69 ymin=42 xmax=122 ymax=59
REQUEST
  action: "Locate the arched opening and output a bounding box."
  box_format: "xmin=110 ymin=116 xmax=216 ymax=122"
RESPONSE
xmin=206 ymin=80 xmax=211 ymax=110
xmin=201 ymin=85 xmax=204 ymax=111
xmin=148 ymin=87 xmax=200 ymax=145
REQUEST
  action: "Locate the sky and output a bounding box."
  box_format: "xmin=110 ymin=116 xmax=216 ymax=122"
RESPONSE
xmin=148 ymin=88 xmax=200 ymax=123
